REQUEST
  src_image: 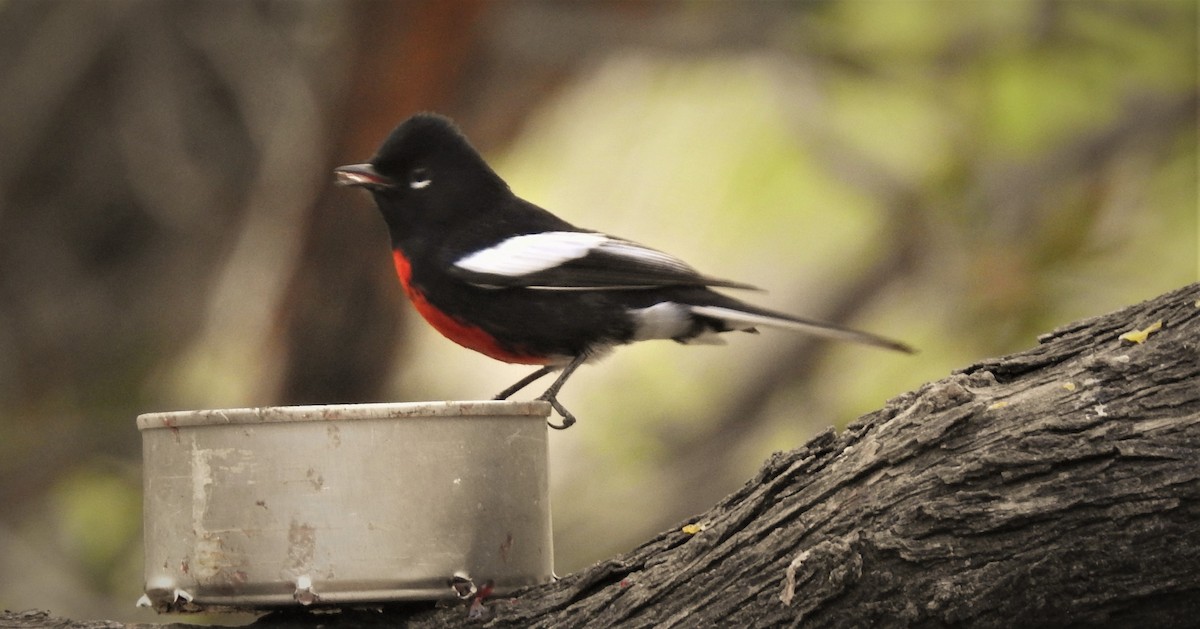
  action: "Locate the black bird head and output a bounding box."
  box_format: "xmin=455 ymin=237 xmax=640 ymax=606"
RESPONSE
xmin=335 ymin=113 xmax=509 ymax=237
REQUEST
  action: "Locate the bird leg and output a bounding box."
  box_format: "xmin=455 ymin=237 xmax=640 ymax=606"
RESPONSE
xmin=536 ymin=354 xmax=587 ymax=430
xmin=494 ymin=365 xmax=555 ymax=401
xmin=493 ymin=356 xmax=587 ymax=430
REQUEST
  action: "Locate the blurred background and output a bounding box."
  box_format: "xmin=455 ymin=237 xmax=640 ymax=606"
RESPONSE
xmin=0 ymin=0 xmax=1195 ymax=623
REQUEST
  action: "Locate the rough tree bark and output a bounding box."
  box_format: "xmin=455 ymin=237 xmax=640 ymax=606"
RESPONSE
xmin=5 ymin=283 xmax=1198 ymax=628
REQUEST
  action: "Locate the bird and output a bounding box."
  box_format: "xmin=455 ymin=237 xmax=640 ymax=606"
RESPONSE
xmin=335 ymin=113 xmax=913 ymax=429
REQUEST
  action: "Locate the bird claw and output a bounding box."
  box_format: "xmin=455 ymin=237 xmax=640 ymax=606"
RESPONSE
xmin=540 ymin=395 xmax=577 ymax=430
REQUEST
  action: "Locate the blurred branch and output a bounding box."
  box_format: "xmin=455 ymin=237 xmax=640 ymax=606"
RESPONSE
xmin=274 ymin=0 xmax=490 ymax=404
xmin=0 ymin=1 xmax=133 ymax=205
xmin=977 ymin=92 xmax=1198 ymax=239
xmin=175 ymin=1 xmax=342 ymax=404
xmin=0 ymin=0 xmax=352 ymax=512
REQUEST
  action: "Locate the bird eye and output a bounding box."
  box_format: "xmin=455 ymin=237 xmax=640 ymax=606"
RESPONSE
xmin=409 ymin=167 xmax=432 ymax=190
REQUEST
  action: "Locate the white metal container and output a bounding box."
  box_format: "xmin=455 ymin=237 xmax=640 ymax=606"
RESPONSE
xmin=138 ymin=401 xmax=553 ymax=610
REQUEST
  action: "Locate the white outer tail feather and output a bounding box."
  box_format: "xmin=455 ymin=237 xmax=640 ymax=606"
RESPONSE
xmin=688 ymin=305 xmax=911 ymax=353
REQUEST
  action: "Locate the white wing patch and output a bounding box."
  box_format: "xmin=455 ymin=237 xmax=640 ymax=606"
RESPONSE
xmin=455 ymin=231 xmax=608 ymax=277
xmin=453 ymin=231 xmax=694 ymax=280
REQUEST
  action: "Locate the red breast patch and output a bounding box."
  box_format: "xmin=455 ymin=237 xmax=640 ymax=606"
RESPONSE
xmin=391 ymin=249 xmax=551 ymax=365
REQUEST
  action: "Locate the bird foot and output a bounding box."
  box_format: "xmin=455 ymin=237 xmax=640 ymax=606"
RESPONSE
xmin=493 ymin=388 xmax=576 ymax=429
xmin=493 ymin=361 xmax=582 ymax=429
xmin=539 ymin=393 xmax=577 ymax=430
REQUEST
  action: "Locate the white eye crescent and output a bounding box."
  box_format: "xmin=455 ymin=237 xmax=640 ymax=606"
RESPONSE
xmin=409 ymin=167 xmax=432 ymax=189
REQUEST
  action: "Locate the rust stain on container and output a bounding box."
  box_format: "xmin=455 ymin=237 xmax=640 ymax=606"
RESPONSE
xmin=288 ymin=519 xmax=316 ymax=570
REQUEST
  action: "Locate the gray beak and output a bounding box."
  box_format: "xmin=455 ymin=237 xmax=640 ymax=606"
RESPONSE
xmin=334 ymin=163 xmax=396 ymax=189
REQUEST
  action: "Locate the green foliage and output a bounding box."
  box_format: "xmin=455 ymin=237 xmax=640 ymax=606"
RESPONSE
xmin=50 ymin=464 xmax=142 ymax=592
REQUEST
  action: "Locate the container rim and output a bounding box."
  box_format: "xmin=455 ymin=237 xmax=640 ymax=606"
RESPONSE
xmin=137 ymin=400 xmax=552 ymax=431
